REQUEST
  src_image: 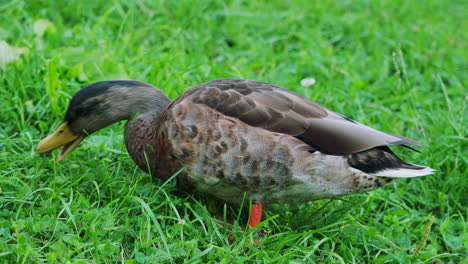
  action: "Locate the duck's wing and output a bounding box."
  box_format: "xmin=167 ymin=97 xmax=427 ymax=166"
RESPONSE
xmin=175 ymin=79 xmax=420 ymax=155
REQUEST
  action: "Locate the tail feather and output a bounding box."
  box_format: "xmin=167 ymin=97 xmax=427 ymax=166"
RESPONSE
xmin=370 ymin=164 xmax=435 ymax=178
xmin=348 ymin=146 xmax=434 ymax=178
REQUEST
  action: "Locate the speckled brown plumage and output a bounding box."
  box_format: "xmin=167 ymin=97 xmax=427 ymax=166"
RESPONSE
xmin=37 ymin=79 xmax=434 ymax=207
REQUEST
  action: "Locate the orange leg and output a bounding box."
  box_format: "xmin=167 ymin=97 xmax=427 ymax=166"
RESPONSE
xmin=249 ymin=203 xmax=264 ymax=228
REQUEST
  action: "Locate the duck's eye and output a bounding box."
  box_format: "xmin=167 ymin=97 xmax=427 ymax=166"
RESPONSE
xmin=57 ymin=129 xmax=64 ymax=134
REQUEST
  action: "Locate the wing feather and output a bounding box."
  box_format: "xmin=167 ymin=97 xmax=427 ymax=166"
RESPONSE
xmin=174 ymin=79 xmax=420 ymax=155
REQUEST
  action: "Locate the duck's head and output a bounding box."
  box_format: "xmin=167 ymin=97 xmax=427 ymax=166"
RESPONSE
xmin=36 ymin=80 xmax=170 ymax=161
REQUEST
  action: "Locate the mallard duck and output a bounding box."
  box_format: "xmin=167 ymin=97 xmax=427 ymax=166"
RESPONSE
xmin=36 ymin=79 xmax=434 ymax=227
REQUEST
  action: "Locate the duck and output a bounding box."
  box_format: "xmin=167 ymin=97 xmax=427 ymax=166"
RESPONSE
xmin=36 ymin=79 xmax=434 ymax=227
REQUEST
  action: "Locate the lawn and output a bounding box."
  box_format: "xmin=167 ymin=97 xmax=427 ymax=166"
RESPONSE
xmin=0 ymin=0 xmax=466 ymax=263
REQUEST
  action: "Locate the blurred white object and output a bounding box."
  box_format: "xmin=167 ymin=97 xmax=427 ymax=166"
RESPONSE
xmin=301 ymin=77 xmax=316 ymax=87
xmin=0 ymin=41 xmax=25 ymax=68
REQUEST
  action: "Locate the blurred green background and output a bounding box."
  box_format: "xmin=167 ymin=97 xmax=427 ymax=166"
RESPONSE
xmin=0 ymin=0 xmax=466 ymax=263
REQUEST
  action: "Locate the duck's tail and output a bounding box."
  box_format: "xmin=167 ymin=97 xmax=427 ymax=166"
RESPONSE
xmin=369 ymin=163 xmax=435 ymax=178
xmin=347 ymin=146 xmax=435 ymax=178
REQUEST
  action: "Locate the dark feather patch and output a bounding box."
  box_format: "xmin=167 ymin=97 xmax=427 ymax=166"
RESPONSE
xmin=348 ymin=146 xmax=424 ymax=174
xmin=339 ymin=114 xmax=357 ymax=124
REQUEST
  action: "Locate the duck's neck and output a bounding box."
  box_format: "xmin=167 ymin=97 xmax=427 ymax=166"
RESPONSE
xmin=104 ymin=85 xmax=171 ymax=124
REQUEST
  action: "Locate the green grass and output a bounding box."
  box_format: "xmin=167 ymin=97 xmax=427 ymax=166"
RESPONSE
xmin=0 ymin=0 xmax=466 ymax=263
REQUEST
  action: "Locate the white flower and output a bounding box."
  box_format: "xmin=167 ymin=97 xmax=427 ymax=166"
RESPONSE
xmin=0 ymin=41 xmax=26 ymax=69
xmin=300 ymin=77 xmax=316 ymax=87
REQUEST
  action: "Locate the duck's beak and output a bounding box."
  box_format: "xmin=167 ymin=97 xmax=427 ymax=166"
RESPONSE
xmin=36 ymin=122 xmax=87 ymax=162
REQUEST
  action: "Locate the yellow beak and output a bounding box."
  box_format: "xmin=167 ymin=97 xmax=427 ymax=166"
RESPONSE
xmin=36 ymin=122 xmax=86 ymax=162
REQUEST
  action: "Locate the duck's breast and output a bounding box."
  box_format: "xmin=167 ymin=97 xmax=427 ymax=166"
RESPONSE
xmin=125 ymin=111 xmax=184 ymax=181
